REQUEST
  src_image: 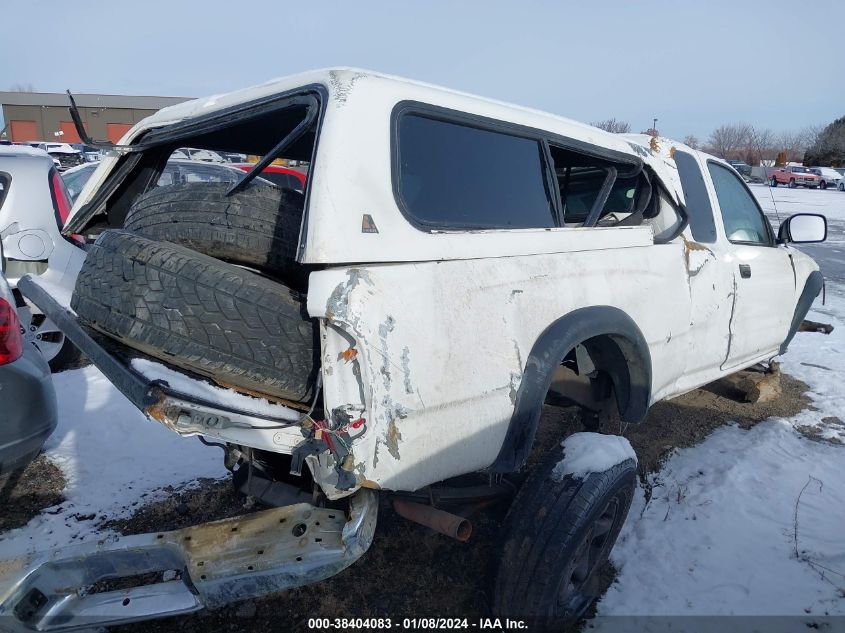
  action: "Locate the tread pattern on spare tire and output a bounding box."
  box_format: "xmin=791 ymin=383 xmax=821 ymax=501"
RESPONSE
xmin=71 ymin=230 xmax=317 ymax=403
xmin=123 ymin=181 xmax=305 ymax=287
xmin=493 ymin=443 xmax=636 ymax=626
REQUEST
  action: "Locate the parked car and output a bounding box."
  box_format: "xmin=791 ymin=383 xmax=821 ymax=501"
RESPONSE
xmin=808 ymin=166 xmax=843 ymax=190
xmin=230 ymin=162 xmax=306 ymax=191
xmin=70 ymin=143 xmax=103 ymax=163
xmin=768 ymin=165 xmax=822 ymax=188
xmin=0 ymin=146 xmax=82 ymax=369
xmin=0 ymin=245 xmax=58 ymax=479
xmin=2 ymin=69 xmax=826 ymax=631
xmin=62 ymin=159 xmax=273 ymax=203
xmin=173 ymin=147 xmax=225 ymax=162
xmin=26 ymin=142 xmax=83 ymax=171
xmin=726 ymin=159 xmax=752 ymax=178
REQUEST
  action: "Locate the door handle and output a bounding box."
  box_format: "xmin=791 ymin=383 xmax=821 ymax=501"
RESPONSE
xmin=739 ymin=264 xmax=751 ymax=279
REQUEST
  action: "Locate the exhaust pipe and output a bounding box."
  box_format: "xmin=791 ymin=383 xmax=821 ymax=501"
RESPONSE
xmin=392 ymin=499 xmax=472 ymax=542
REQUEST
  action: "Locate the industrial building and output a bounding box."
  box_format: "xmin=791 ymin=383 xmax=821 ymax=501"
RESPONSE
xmin=0 ymin=91 xmax=190 ymax=144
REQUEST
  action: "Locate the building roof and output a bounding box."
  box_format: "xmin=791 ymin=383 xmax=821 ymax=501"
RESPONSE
xmin=0 ymin=91 xmax=191 ymax=110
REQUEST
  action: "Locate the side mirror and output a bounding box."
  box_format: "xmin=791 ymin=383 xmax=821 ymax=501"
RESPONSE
xmin=778 ymin=213 xmax=827 ymax=244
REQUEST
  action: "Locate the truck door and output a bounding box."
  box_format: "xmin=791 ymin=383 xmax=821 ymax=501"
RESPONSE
xmin=673 ymin=150 xmax=735 ymax=389
xmin=705 ymin=161 xmax=795 ymax=369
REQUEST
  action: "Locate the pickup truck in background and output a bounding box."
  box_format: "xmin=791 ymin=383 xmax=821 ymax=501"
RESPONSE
xmin=0 ymin=69 xmax=829 ymax=631
xmin=768 ymin=165 xmax=822 ymax=188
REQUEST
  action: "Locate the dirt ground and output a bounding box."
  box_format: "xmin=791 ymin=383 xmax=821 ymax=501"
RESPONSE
xmin=1 ymin=370 xmax=814 ymax=632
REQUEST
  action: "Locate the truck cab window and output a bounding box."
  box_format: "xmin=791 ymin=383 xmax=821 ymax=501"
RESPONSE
xmin=707 ymin=162 xmax=773 ymax=246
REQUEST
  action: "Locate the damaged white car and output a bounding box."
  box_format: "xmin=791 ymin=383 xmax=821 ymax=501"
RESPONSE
xmin=0 ymin=69 xmax=827 ymax=631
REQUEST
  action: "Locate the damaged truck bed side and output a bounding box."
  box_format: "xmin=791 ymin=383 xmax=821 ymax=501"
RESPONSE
xmin=1 ymin=69 xmax=827 ymax=629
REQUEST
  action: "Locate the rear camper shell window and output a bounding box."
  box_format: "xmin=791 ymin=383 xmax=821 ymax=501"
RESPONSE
xmin=65 ymin=86 xmax=326 ymax=251
xmin=391 ymin=102 xmax=648 ymax=232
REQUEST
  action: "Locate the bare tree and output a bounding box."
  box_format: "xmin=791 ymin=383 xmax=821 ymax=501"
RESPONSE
xmin=746 ymin=127 xmax=776 ymax=165
xmin=9 ymin=83 xmax=36 ymax=92
xmin=590 ymin=118 xmax=631 ymax=134
xmin=776 ymin=128 xmax=818 ymax=163
xmin=708 ymin=123 xmax=753 ymax=159
xmin=683 ymin=134 xmax=700 ymax=149
xmin=640 ymin=127 xmax=659 ymax=137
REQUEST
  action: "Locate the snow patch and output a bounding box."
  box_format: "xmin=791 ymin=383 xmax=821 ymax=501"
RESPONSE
xmin=553 ymin=432 xmax=637 ymax=480
xmin=131 ymin=358 xmax=300 ymax=420
xmin=597 ymin=420 xmax=845 ymax=617
xmin=0 ymin=366 xmax=226 ymax=557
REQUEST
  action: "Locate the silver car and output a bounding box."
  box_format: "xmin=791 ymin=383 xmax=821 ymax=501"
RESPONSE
xmin=0 ymin=247 xmax=57 ymax=478
xmin=0 ymin=146 xmax=84 ymax=369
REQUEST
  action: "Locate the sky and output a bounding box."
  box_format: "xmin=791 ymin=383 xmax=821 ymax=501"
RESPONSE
xmin=1 ymin=0 xmax=841 ymax=141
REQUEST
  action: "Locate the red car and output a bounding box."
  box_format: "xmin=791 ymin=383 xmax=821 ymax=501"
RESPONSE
xmin=231 ymin=163 xmax=306 ymax=192
xmin=768 ymin=165 xmax=821 ymax=189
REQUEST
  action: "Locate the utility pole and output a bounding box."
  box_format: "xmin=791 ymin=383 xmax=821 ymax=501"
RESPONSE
xmin=652 ymin=118 xmax=658 ymax=136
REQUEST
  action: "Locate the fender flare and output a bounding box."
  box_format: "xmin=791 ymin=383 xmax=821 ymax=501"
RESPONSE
xmin=489 ymin=306 xmax=652 ymax=473
xmin=779 ymin=270 xmax=824 ymax=355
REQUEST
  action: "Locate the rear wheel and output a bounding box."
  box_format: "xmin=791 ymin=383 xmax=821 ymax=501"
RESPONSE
xmin=769 ymin=176 xmax=778 ymax=187
xmin=839 ymin=182 xmax=845 ymax=192
xmin=820 ymin=181 xmax=828 ymax=190
xmin=17 ymin=306 xmax=80 ymax=371
xmin=493 ymin=437 xmax=636 ymax=631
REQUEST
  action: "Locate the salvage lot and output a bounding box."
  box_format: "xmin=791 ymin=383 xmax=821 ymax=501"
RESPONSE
xmin=1 ymin=185 xmax=844 ymax=630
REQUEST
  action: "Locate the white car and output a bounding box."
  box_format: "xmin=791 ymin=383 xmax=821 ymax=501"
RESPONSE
xmin=0 ymin=146 xmax=83 ymax=368
xmin=809 ymin=166 xmax=844 ymax=190
xmin=172 ymin=147 xmax=225 ymax=162
xmin=27 ymin=142 xmax=84 ymax=171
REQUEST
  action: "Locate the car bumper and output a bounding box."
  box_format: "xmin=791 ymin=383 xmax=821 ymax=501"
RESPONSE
xmin=0 ymin=489 xmax=378 ymax=630
xmin=0 ymin=345 xmax=57 ymax=476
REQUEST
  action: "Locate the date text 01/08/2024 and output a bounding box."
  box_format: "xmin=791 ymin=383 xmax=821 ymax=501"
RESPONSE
xmin=307 ymin=617 xmax=528 ymax=630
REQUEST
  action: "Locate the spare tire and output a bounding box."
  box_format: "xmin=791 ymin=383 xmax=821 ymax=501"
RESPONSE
xmin=124 ymin=181 xmax=306 ymax=288
xmin=71 ymin=230 xmax=318 ymax=403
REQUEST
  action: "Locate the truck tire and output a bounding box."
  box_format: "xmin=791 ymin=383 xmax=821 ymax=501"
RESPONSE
xmin=769 ymin=176 xmax=778 ymax=187
xmin=71 ymin=230 xmax=318 ymax=403
xmin=123 ymin=182 xmax=306 ymax=289
xmin=493 ymin=440 xmax=636 ymax=631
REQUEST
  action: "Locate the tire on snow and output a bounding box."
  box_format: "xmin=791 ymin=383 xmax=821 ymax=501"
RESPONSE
xmin=71 ymin=230 xmax=318 ymax=403
xmin=123 ymin=181 xmax=306 ymax=288
xmin=493 ymin=440 xmax=636 ymax=630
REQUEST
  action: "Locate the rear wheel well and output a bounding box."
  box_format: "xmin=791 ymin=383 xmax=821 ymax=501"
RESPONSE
xmin=490 ymin=306 xmax=652 ymax=473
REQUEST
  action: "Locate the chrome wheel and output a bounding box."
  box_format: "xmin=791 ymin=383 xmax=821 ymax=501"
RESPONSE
xmin=17 ymin=305 xmax=66 ymax=363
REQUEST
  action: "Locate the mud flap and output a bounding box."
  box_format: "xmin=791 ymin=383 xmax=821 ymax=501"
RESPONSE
xmin=0 ymin=490 xmax=377 ymax=631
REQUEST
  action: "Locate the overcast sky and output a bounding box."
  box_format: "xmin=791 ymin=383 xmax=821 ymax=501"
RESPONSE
xmin=1 ymin=0 xmax=840 ymax=140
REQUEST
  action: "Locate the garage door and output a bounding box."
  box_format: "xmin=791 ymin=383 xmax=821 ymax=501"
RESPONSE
xmin=106 ymin=123 xmax=133 ymax=143
xmin=9 ymin=120 xmax=38 ymax=143
xmin=59 ymin=121 xmax=86 ymax=144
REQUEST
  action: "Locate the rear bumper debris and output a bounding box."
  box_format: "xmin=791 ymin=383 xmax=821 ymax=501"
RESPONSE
xmin=0 ymin=489 xmax=377 ymax=631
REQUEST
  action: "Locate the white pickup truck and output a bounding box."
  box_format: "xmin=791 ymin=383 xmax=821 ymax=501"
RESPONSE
xmin=1 ymin=69 xmax=827 ymax=631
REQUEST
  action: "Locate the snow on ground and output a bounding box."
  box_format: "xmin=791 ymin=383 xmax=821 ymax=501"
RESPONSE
xmin=0 ymin=366 xmax=227 ymax=557
xmin=596 ymin=185 xmax=845 ymax=618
